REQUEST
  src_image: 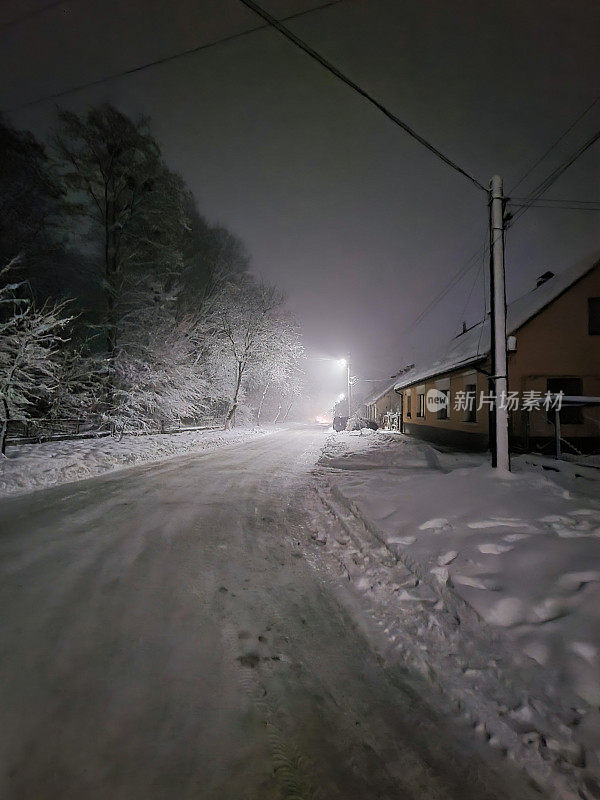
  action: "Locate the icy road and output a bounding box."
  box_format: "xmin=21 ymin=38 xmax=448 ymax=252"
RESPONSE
xmin=0 ymin=425 xmax=539 ymax=799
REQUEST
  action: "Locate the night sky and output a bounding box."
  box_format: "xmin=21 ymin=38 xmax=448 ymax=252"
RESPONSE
xmin=2 ymin=0 xmax=599 ymax=411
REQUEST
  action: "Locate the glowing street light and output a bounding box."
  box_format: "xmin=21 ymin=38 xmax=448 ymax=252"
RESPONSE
xmin=339 ymin=355 xmax=351 ymax=417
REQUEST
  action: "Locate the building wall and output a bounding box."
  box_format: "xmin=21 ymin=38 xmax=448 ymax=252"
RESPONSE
xmin=508 ymin=264 xmax=600 ymax=448
xmin=401 ymin=367 xmax=490 ymax=450
xmin=374 ymin=389 xmax=401 ymax=424
xmin=397 ymin=263 xmax=600 ymax=452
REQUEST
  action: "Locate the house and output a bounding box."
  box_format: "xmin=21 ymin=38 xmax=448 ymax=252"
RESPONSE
xmin=364 ymin=378 xmax=401 ymax=426
xmin=393 ymin=254 xmax=600 ymax=453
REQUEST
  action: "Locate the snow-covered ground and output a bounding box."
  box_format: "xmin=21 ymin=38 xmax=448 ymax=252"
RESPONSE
xmin=313 ymin=430 xmax=600 ymax=795
xmin=1 ymin=426 xmax=541 ymax=800
xmin=0 ymin=426 xmax=276 ymax=497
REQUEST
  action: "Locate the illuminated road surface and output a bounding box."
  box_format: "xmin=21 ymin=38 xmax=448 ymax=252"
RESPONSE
xmin=0 ymin=426 xmax=539 ymax=799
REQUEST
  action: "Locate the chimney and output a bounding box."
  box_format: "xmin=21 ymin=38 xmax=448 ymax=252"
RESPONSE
xmin=536 ymin=271 xmax=554 ymax=288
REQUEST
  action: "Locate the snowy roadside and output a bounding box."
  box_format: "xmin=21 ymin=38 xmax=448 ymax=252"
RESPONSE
xmin=0 ymin=427 xmax=277 ymax=498
xmin=310 ymin=429 xmax=600 ymax=798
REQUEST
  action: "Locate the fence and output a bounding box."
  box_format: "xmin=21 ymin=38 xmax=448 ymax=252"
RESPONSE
xmin=2 ymin=418 xmax=107 ymax=444
xmin=2 ymin=417 xmax=223 ymax=446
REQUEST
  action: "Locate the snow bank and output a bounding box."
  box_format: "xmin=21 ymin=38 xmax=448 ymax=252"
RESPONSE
xmin=0 ymin=427 xmax=276 ymax=498
xmin=319 ymin=430 xmax=600 ymax=777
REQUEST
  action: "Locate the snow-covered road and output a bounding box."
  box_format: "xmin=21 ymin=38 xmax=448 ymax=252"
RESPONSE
xmin=0 ymin=425 xmax=539 ymax=799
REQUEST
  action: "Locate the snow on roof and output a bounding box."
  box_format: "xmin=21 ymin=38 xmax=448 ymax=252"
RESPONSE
xmin=363 ymin=377 xmax=399 ymax=404
xmin=394 ymin=253 xmax=600 ymax=392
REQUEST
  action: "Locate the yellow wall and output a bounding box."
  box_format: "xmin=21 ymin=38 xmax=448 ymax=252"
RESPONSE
xmin=509 ymin=265 xmax=600 ymax=441
xmin=401 ymin=368 xmax=490 ymax=435
xmin=397 ymin=263 xmax=600 ymax=447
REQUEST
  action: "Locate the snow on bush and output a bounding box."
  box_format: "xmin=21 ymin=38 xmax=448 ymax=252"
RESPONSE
xmin=0 ymin=260 xmax=71 ymax=455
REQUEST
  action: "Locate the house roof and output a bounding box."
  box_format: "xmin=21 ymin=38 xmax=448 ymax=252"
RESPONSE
xmin=363 ymin=377 xmax=399 ymax=405
xmin=394 ymin=253 xmax=600 ymax=392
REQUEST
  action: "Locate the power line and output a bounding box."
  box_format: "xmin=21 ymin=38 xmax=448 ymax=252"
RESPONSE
xmin=475 ymin=248 xmax=487 ymax=357
xmin=2 ymin=0 xmax=346 ymax=113
xmin=507 ymin=127 xmax=600 ymax=227
xmin=455 ymin=253 xmax=484 ymax=335
xmin=238 ymin=0 xmax=487 ymax=193
xmin=508 ymin=202 xmax=600 ymax=211
xmin=510 ymin=196 xmax=600 ymax=205
xmin=0 ymin=0 xmax=73 ymax=32
xmin=509 ymin=93 xmax=600 ymax=194
xmin=400 ymin=127 xmax=600 ymax=337
xmin=397 ymin=243 xmax=487 ymax=337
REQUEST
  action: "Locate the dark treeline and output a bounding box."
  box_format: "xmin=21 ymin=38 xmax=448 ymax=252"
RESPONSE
xmin=0 ymin=105 xmax=304 ymax=454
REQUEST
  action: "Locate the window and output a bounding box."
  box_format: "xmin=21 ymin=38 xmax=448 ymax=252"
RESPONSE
xmin=437 ymin=389 xmax=450 ymax=420
xmin=465 ymin=383 xmax=477 ymax=423
xmin=406 ymin=393 xmax=412 ymax=418
xmin=547 ymin=377 xmax=582 ymax=425
xmin=417 ymin=393 xmax=425 ymax=418
xmin=589 ymin=298 xmax=600 ymax=335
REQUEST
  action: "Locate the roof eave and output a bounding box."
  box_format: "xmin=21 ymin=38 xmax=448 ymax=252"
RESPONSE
xmin=393 ymin=353 xmax=488 ymax=392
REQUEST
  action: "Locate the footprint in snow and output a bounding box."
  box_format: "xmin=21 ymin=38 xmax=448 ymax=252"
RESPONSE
xmin=531 ymin=597 xmax=573 ymax=623
xmin=438 ymin=550 xmax=458 ymax=565
xmin=539 ymin=514 xmax=573 ymax=525
xmin=570 ymin=641 xmax=598 ymax=665
xmin=419 ymin=517 xmax=451 ymax=531
xmin=237 ymin=652 xmax=261 ymax=669
xmin=483 ymin=597 xmax=526 ymax=626
xmin=477 ymin=543 xmax=514 ymax=555
xmin=555 ymin=528 xmax=593 ymax=539
xmin=503 ymin=533 xmax=531 ymax=542
xmin=386 ymin=535 xmax=416 ymax=546
xmin=557 ymin=570 xmax=600 ymax=590
xmin=453 ymin=575 xmax=490 ymax=590
xmin=467 ymin=520 xmax=523 ymax=529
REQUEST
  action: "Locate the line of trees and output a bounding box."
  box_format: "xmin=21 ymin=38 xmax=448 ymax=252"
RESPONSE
xmin=0 ymin=105 xmax=305 ymax=454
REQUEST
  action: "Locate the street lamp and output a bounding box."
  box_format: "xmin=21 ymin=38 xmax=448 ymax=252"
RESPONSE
xmin=339 ymin=355 xmax=351 ymax=417
xmin=310 ymin=355 xmax=352 ymax=418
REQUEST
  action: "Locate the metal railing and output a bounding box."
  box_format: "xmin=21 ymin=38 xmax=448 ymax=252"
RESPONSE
xmin=2 ymin=417 xmax=223 ymax=446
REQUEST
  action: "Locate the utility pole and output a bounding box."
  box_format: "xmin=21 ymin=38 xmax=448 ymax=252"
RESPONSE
xmin=489 ymin=175 xmax=510 ymax=472
xmin=347 ymin=355 xmax=352 ymax=418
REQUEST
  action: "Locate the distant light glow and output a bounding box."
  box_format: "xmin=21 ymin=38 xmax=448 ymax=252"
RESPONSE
xmin=337 ymin=358 xmax=347 ymax=368
xmin=338 ymin=393 xmax=345 ymax=401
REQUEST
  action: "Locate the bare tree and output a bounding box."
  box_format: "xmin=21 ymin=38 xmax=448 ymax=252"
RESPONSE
xmin=105 ymin=275 xmax=210 ymax=431
xmin=252 ymin=315 xmax=304 ymax=425
xmin=0 ymin=260 xmax=71 ymax=455
xmin=210 ymin=278 xmax=285 ymax=429
xmin=53 ymin=105 xmax=188 ymax=358
xmin=0 ymin=117 xmax=64 ymax=275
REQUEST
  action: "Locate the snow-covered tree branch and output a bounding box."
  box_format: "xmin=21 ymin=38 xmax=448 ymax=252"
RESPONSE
xmin=0 ymin=262 xmax=71 ymax=455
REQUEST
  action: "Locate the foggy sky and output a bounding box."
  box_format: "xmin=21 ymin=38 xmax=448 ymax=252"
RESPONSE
xmin=2 ymin=0 xmax=599 ymax=413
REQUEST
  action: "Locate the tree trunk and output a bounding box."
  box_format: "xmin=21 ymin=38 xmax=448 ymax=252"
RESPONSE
xmin=282 ymin=399 xmax=294 ymax=422
xmin=272 ymin=398 xmax=283 ymax=424
xmin=104 ymin=181 xmax=116 ymax=358
xmin=1 ymin=398 xmax=10 ymax=457
xmin=256 ymin=381 xmax=271 ymax=426
xmin=224 ymin=363 xmax=243 ymax=430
